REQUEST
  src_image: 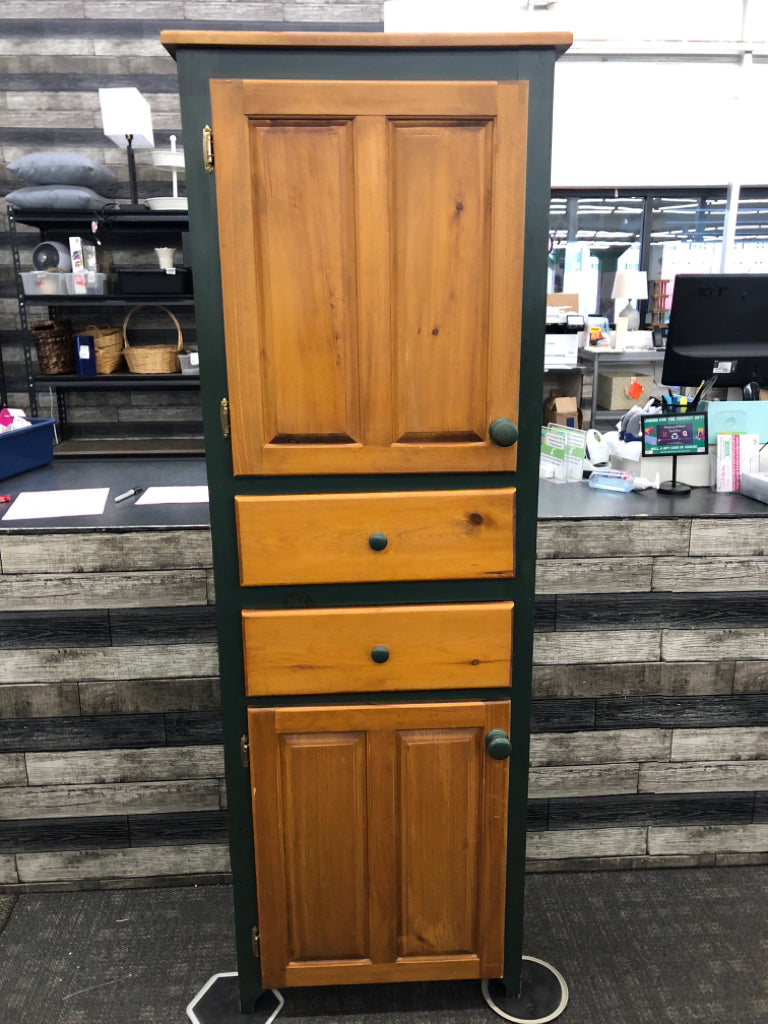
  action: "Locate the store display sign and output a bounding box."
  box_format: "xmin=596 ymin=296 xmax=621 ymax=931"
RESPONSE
xmin=641 ymin=413 xmax=708 ymax=457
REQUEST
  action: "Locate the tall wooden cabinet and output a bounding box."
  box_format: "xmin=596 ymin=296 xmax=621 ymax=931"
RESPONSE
xmin=163 ymin=30 xmax=571 ymax=1013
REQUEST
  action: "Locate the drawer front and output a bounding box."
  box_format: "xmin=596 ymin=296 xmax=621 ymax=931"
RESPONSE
xmin=236 ymin=488 xmax=515 ymax=586
xmin=242 ymin=602 xmax=514 ymax=696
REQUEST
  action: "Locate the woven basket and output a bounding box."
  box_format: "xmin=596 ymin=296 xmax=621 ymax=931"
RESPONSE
xmin=31 ymin=319 xmax=75 ymax=375
xmin=83 ymin=323 xmax=124 ymax=374
xmin=122 ymin=305 xmax=182 ymax=374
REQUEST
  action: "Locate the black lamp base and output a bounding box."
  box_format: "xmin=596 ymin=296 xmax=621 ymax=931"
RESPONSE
xmin=658 ymin=480 xmax=691 ymax=496
xmin=481 ymin=957 xmax=569 ymax=1022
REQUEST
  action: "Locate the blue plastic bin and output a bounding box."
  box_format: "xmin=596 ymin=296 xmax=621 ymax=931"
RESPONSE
xmin=0 ymin=418 xmax=56 ymax=481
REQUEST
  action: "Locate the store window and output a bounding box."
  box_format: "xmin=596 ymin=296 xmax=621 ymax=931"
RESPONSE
xmin=548 ymin=194 xmax=643 ymax=319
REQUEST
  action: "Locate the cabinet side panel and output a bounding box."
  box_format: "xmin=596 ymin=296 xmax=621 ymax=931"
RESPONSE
xmin=396 ymin=727 xmax=481 ymax=956
xmin=279 ymin=732 xmax=370 ymax=962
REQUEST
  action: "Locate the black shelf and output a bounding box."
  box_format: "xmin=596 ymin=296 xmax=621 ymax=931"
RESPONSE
xmin=22 ymin=294 xmax=195 ymax=307
xmin=35 ymin=373 xmax=199 ymax=389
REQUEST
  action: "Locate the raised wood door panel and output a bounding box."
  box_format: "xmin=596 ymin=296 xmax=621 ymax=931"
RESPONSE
xmin=242 ymin=602 xmax=514 ymax=696
xmin=248 ymin=700 xmax=510 ymax=988
xmin=235 ymin=488 xmax=515 ymax=586
xmin=210 ymin=79 xmax=528 ymax=476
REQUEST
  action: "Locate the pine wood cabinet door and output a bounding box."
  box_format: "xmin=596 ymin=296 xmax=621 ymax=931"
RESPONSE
xmin=248 ymin=700 xmax=511 ymax=988
xmin=210 ymin=79 xmax=528 ymax=476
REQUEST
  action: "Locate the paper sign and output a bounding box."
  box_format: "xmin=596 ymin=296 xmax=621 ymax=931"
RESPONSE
xmin=135 ymin=486 xmax=209 ymax=505
xmin=2 ymin=488 xmax=110 ymax=520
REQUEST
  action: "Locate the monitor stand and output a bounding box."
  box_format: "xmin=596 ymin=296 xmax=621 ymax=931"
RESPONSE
xmin=659 ymin=454 xmax=691 ymax=496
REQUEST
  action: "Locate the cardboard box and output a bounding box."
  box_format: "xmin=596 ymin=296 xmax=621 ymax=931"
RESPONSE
xmin=699 ymin=400 xmax=768 ymax=443
xmin=543 ymin=392 xmax=580 ymax=429
xmin=596 ymin=371 xmax=655 ymax=411
xmin=0 ymin=418 xmax=56 ymax=481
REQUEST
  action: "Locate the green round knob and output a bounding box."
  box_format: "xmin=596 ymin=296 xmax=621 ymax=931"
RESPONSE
xmin=369 ymin=532 xmax=388 ymax=551
xmin=489 ymin=418 xmax=519 ymax=447
xmin=485 ymin=729 xmax=513 ymax=760
xmin=371 ymin=646 xmax=390 ymax=664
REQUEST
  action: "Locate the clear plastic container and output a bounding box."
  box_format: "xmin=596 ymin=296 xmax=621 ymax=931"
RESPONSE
xmin=65 ymin=271 xmax=108 ymax=296
xmin=20 ymin=270 xmax=70 ymax=295
xmin=588 ymin=469 xmax=634 ymax=492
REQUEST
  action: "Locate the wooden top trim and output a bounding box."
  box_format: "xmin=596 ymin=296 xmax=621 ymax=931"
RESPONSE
xmin=161 ymin=30 xmax=573 ymax=59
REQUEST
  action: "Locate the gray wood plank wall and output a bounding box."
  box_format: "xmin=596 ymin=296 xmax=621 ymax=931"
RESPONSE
xmin=0 ymin=4 xmax=383 ymax=427
xmin=2 ymin=512 xmax=768 ymax=889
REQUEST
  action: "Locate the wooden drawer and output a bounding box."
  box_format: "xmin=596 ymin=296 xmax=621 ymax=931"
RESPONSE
xmin=235 ymin=488 xmax=515 ymax=586
xmin=242 ymin=602 xmax=513 ymax=696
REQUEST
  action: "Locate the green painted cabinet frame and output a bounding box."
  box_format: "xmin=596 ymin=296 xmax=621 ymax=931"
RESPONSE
xmin=164 ymin=30 xmax=570 ymax=1013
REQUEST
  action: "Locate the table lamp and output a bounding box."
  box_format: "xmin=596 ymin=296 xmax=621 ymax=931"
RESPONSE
xmin=612 ymin=270 xmax=648 ymax=332
xmin=98 ymin=87 xmax=154 ymax=211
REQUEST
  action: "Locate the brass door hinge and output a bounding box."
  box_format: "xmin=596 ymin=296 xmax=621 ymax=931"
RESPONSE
xmin=251 ymin=927 xmax=260 ymax=957
xmin=220 ymin=397 xmax=230 ymax=438
xmin=240 ymin=734 xmax=249 ymax=768
xmin=202 ymin=124 xmax=214 ymax=173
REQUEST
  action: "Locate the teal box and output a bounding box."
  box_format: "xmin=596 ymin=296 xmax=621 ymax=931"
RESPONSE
xmin=0 ymin=418 xmax=56 ymax=481
xmin=700 ymin=401 xmax=768 ymax=443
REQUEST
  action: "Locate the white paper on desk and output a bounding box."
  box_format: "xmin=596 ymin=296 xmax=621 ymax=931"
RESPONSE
xmin=135 ymin=486 xmax=209 ymax=505
xmin=2 ymin=488 xmax=110 ymax=520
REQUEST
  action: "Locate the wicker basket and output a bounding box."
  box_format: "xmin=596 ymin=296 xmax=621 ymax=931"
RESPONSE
xmin=122 ymin=305 xmax=182 ymax=374
xmin=31 ymin=319 xmax=75 ymax=375
xmin=83 ymin=323 xmax=124 ymax=374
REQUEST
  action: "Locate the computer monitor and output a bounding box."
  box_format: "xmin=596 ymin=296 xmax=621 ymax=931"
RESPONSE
xmin=661 ymin=273 xmax=768 ymax=398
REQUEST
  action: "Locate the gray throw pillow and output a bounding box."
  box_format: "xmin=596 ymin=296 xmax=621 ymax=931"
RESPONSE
xmin=4 ymin=185 xmax=112 ymax=210
xmin=7 ymin=151 xmax=118 ymax=196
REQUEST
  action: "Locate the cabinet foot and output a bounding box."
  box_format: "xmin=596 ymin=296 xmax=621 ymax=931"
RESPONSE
xmin=481 ymin=956 xmax=568 ymax=1023
xmin=187 ymin=973 xmax=283 ymax=1024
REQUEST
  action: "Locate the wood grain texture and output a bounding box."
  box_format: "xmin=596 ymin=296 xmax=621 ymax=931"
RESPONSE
xmin=213 ymin=78 xmax=525 ymax=476
xmin=647 ymin=824 xmax=768 ymax=856
xmin=0 ymin=753 xmax=26 ymax=788
xmin=128 ymin=810 xmax=229 ymax=848
xmin=734 ymin=661 xmax=768 ymax=693
xmin=533 ymin=661 xmax=734 ymax=699
xmin=0 ymin=610 xmax=110 ymax=649
xmin=640 ymin=761 xmax=768 ymax=794
xmin=0 ymin=715 xmax=167 ymax=754
xmin=546 ymin=792 xmax=754 ymax=830
xmin=531 ymin=728 xmax=671 ymax=766
xmin=534 ymin=629 xmax=661 ymax=665
xmin=2 ymin=643 xmax=218 ymax=683
xmin=249 ymin=700 xmax=509 ymax=987
xmin=0 ymin=531 xmax=212 ymax=574
xmin=236 ymin=490 xmax=515 ymax=585
xmin=15 ymin=843 xmax=231 ymax=883
xmin=25 ymin=745 xmax=224 ymax=786
xmin=0 ymin=780 xmax=221 ymax=821
xmin=0 ymin=681 xmax=81 ymax=719
xmin=670 ymin=727 xmax=768 ymax=762
xmin=526 ymin=827 xmax=647 ymax=859
xmin=536 ymin=519 xmax=689 ymax=559
xmin=528 ymin=764 xmax=640 ymax=799
xmin=689 ymin=518 xmax=768 ymax=557
xmin=108 ymin=606 xmax=218 ymax=645
xmin=0 ymin=816 xmax=129 ymax=854
xmin=556 ymin=591 xmax=768 ymax=631
xmin=595 ymin=694 xmax=768 ymax=731
xmin=243 ymin=602 xmax=513 ymax=695
xmin=652 ymin=558 xmax=768 ymax=593
xmin=662 ymin=628 xmax=768 ymax=661
xmin=77 ymin=677 xmax=221 ymax=716
xmin=0 ymin=856 xmax=18 ymax=885
xmin=535 ymin=558 xmax=653 ymax=595
xmin=0 ymin=571 xmax=210 ymax=611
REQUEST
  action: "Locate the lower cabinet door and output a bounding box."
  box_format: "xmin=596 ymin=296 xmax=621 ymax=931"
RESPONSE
xmin=248 ymin=700 xmax=511 ymax=988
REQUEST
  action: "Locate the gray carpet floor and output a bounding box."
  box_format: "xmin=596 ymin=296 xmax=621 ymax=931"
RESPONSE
xmin=0 ymin=867 xmax=766 ymax=1024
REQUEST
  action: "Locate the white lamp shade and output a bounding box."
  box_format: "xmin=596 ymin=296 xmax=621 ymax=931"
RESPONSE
xmin=612 ymin=270 xmax=648 ymax=301
xmin=99 ymin=87 xmax=154 ymax=149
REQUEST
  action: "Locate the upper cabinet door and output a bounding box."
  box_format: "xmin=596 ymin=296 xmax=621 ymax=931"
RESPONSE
xmin=210 ymin=79 xmax=528 ymax=476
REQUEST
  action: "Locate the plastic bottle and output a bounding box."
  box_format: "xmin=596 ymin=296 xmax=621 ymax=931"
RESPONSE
xmin=588 ymin=469 xmax=634 ymax=492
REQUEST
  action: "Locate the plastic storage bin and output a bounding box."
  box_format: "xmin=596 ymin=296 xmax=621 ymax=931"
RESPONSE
xmin=20 ymin=271 xmax=70 ymax=296
xmin=66 ymin=272 xmax=108 ymax=296
xmin=0 ymin=417 xmax=56 ymax=481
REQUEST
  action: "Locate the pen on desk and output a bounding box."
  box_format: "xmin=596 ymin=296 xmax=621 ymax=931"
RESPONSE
xmin=114 ymin=486 xmax=143 ymax=503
